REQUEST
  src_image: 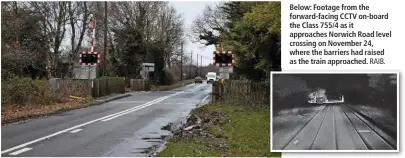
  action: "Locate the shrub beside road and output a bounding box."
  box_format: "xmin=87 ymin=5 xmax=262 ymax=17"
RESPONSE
xmin=1 ymin=78 xmax=194 ymax=124
xmin=1 ymin=78 xmax=86 ymax=123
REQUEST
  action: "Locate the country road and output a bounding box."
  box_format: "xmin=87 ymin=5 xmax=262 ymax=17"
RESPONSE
xmin=272 ymin=104 xmax=397 ymax=151
xmin=1 ymin=83 xmax=212 ymax=157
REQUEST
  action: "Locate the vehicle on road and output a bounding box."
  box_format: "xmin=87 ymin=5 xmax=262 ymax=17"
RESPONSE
xmin=195 ymin=76 xmax=203 ymax=83
xmin=325 ymin=92 xmax=344 ymax=103
xmin=316 ymin=97 xmax=327 ymax=104
xmin=206 ymin=72 xmax=217 ymax=83
xmin=308 ymin=96 xmax=328 ymax=104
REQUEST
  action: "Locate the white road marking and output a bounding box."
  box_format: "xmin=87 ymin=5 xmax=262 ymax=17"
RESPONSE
xmin=185 ymin=84 xmax=204 ymax=93
xmin=69 ymin=129 xmax=82 ymax=133
xmin=110 ymin=101 xmax=146 ymax=104
xmin=100 ymin=94 xmax=177 ymax=121
xmin=9 ymin=148 xmax=32 ymax=156
xmin=358 ymin=130 xmax=370 ymax=133
xmin=201 ymin=95 xmax=210 ymax=104
xmin=101 ymin=92 xmax=184 ymax=122
xmin=0 ymin=91 xmax=185 ymax=155
xmin=163 ymin=102 xmax=194 ymax=105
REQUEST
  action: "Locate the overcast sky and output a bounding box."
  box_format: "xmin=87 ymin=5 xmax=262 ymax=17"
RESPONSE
xmin=169 ymin=0 xmax=217 ymax=66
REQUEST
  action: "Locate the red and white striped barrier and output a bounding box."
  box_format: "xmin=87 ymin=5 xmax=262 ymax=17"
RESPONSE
xmin=78 ymin=14 xmax=101 ymax=67
xmin=90 ymin=15 xmax=96 ymax=52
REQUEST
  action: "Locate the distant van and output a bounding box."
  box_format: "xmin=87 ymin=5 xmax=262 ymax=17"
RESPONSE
xmin=206 ymin=72 xmax=216 ymax=83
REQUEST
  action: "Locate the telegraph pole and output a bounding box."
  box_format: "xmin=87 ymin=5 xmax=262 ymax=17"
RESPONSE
xmin=200 ymin=56 xmax=202 ymax=76
xmin=196 ymin=54 xmax=198 ymax=77
xmin=103 ymin=1 xmax=108 ymax=76
xmin=189 ymin=51 xmax=193 ymax=79
xmin=180 ymin=42 xmax=183 ymax=81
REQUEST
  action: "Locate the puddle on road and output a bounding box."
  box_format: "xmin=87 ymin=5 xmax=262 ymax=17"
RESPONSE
xmin=102 ymin=105 xmax=195 ymax=157
xmin=125 ymin=121 xmax=182 ymax=157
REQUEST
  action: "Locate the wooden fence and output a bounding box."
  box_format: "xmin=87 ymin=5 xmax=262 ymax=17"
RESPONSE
xmin=59 ymin=79 xmax=92 ymax=98
xmin=130 ymin=79 xmax=151 ymax=91
xmin=52 ymin=77 xmax=126 ymax=98
xmin=93 ymin=77 xmax=126 ymax=98
xmin=212 ymin=80 xmax=269 ymax=107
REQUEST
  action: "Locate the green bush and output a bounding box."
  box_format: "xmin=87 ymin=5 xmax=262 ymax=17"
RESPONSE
xmin=1 ymin=78 xmax=56 ymax=105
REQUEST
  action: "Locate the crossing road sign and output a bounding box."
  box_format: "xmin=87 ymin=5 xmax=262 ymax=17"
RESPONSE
xmin=219 ymin=67 xmax=233 ymax=73
xmin=219 ymin=73 xmax=230 ymax=79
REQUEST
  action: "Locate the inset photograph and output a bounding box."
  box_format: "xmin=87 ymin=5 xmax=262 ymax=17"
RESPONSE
xmin=271 ymin=72 xmax=398 ymax=152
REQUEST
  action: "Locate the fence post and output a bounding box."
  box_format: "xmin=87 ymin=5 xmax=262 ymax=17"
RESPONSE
xmin=106 ymin=78 xmax=110 ymax=95
xmin=88 ymin=79 xmax=93 ymax=97
xmin=218 ymin=81 xmax=221 ymax=101
xmin=130 ymin=79 xmax=134 ymax=91
xmin=147 ymin=79 xmax=151 ymax=91
xmin=212 ymin=81 xmax=217 ymax=102
xmin=223 ymin=80 xmax=227 ymax=102
xmin=220 ymin=80 xmax=224 ymax=101
xmin=48 ymin=78 xmax=62 ymax=99
xmin=122 ymin=78 xmax=125 ymax=93
xmin=96 ymin=79 xmax=100 ymax=98
xmin=142 ymin=79 xmax=146 ymax=91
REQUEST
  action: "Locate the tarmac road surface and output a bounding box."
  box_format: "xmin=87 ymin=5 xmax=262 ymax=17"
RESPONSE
xmin=1 ymin=83 xmax=212 ymax=157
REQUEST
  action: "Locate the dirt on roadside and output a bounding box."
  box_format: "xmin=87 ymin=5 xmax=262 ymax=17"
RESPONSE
xmin=171 ymin=107 xmax=231 ymax=152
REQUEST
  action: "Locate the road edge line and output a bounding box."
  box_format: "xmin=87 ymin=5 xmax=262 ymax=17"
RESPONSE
xmin=0 ymin=91 xmax=183 ymax=155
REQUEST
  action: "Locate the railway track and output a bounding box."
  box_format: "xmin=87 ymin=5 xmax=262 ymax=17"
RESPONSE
xmin=280 ymin=104 xmax=396 ymax=151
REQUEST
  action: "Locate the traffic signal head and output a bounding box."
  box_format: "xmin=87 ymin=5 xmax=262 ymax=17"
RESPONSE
xmin=215 ymin=53 xmax=232 ymax=64
xmin=80 ymin=51 xmax=101 ymax=66
xmin=213 ymin=51 xmax=234 ymax=66
xmin=82 ymin=54 xmax=98 ymax=63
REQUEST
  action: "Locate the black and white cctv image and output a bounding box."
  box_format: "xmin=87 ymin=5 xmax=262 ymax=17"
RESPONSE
xmin=271 ymin=73 xmax=398 ymax=151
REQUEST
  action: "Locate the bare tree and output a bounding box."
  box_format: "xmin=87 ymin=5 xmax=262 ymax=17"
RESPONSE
xmin=29 ymin=2 xmax=69 ymax=77
xmin=191 ymin=4 xmax=228 ymax=47
xmin=67 ymin=1 xmax=90 ymax=77
xmin=3 ymin=1 xmax=185 ymax=80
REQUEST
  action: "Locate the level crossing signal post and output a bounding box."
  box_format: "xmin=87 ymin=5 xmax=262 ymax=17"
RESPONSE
xmin=213 ymin=50 xmax=235 ymax=80
xmin=212 ymin=50 xmax=234 ymax=101
xmin=79 ymin=51 xmax=101 ymax=79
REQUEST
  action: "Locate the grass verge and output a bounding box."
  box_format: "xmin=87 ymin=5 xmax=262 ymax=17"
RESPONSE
xmin=151 ymin=79 xmax=194 ymax=91
xmin=1 ymin=98 xmax=87 ymax=123
xmin=157 ymin=103 xmax=281 ymax=157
